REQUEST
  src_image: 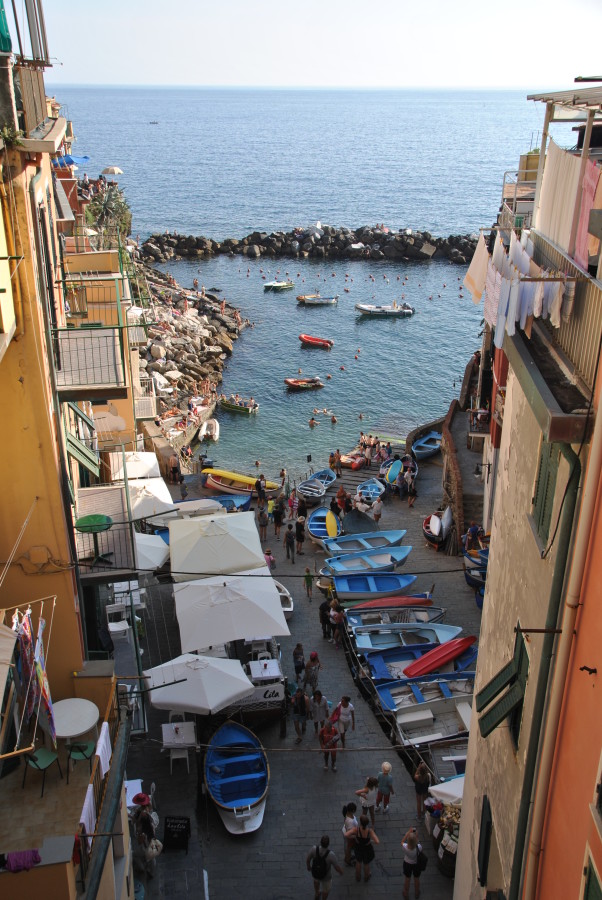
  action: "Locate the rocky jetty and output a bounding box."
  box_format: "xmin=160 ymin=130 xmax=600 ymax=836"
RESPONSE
xmin=141 ymin=224 xmax=477 ymax=266
xmin=139 ymin=263 xmax=244 ymax=398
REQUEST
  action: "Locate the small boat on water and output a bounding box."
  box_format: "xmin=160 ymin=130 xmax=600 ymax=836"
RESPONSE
xmin=403 ymin=636 xmax=478 ymax=678
xmin=299 ymin=334 xmax=334 ymax=350
xmin=198 ymin=418 xmax=220 ymax=442
xmin=274 ymin=580 xmax=294 ymax=620
xmin=364 ymin=638 xmax=478 ymax=683
xmin=325 ymin=546 xmax=412 ymax=576
xmin=423 ymin=507 xmax=453 ymax=549
xmin=264 ymin=280 xmax=294 ymax=291
xmin=309 ymin=469 xmax=337 ymax=491
xmin=323 ymin=529 xmax=406 ymax=555
xmin=284 ymin=376 xmax=324 ymax=391
xmin=298 ymin=295 xmax=339 ymax=306
xmin=203 ymin=468 xmax=279 ymax=498
xmin=352 ymin=622 xmax=461 ymax=653
xmin=307 ymin=507 xmax=342 ymax=544
xmin=354 ymin=478 xmax=385 ymax=502
xmin=412 ymin=431 xmax=442 ymax=460
xmin=219 ymin=397 xmax=259 ymax=414
xmin=297 ymin=477 xmax=327 ymax=506
xmin=346 ymin=606 xmax=446 ymax=630
xmin=355 ymin=301 xmax=415 ymax=317
xmin=333 ymin=572 xmax=418 ymax=602
xmin=204 ymin=721 xmax=269 ymax=834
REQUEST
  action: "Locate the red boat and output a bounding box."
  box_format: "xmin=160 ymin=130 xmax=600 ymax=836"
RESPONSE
xmin=351 ymin=595 xmax=433 ymax=610
xmin=402 ymin=635 xmax=477 ymax=678
xmin=299 ymin=333 xmax=334 ymax=350
xmin=284 ymin=376 xmax=325 ymax=391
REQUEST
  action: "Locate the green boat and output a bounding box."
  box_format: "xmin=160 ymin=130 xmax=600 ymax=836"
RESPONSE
xmin=219 ymin=397 xmax=259 ymax=414
xmin=264 ymin=281 xmax=295 ymax=292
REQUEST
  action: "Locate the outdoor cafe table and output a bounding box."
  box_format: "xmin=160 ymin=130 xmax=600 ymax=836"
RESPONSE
xmin=248 ymin=659 xmax=282 ymax=683
xmin=53 ymin=698 xmax=100 ymax=743
xmin=161 ymin=721 xmax=197 ymax=750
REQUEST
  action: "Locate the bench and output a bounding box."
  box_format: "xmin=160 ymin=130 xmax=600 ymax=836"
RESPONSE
xmin=397 ymin=708 xmax=434 ymax=728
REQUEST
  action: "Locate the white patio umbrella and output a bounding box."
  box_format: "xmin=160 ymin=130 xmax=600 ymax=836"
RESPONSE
xmin=127 ymin=478 xmax=177 ymax=520
xmin=143 ymin=653 xmax=254 ymax=715
xmin=429 ymin=775 xmax=465 ymax=805
xmin=109 ymin=451 xmax=161 ymax=482
xmin=174 ymin=573 xmax=290 ymax=652
xmin=134 ymin=531 xmax=170 ymax=570
xmin=147 ymin=497 xmax=226 ymax=528
xmin=169 ymin=511 xmax=264 ymax=582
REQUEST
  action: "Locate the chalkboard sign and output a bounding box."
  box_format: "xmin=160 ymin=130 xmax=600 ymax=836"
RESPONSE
xmin=163 ymin=815 xmax=191 ymax=853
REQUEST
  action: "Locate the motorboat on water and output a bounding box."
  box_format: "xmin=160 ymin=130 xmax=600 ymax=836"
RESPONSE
xmin=298 ymin=295 xmax=338 ymax=306
xmin=284 ymin=376 xmax=324 ymax=391
xmin=219 ymin=397 xmax=259 ymax=414
xmin=299 ymin=334 xmax=334 ymax=349
xmin=355 ymin=301 xmax=415 ymax=317
xmin=264 ymin=281 xmax=294 ymax=291
xmin=198 ymin=418 xmax=220 ymax=441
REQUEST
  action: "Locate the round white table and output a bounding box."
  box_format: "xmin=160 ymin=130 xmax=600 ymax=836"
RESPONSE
xmin=53 ymin=698 xmax=100 ymax=741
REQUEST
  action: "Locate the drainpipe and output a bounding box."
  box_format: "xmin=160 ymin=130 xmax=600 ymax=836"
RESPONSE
xmin=509 ymin=443 xmax=581 ymax=900
xmin=522 ymin=404 xmax=602 ymax=898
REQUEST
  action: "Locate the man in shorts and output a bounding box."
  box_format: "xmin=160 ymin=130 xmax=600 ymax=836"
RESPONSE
xmin=306 ymin=835 xmax=343 ymax=899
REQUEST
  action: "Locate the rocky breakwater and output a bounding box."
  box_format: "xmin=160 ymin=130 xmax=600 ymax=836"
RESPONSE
xmin=141 ymin=224 xmax=477 ymax=266
xmin=141 ymin=264 xmax=243 ymax=397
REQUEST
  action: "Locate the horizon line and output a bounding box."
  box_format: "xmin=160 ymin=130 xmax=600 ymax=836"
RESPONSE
xmin=44 ymin=82 xmax=551 ymax=93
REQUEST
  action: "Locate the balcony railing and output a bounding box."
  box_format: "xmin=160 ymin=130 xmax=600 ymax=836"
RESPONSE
xmin=531 ymin=230 xmax=602 ymax=392
xmin=75 ymin=484 xmax=137 ymax=577
xmin=134 ymin=375 xmax=157 ymax=420
xmin=62 ymin=276 xmax=129 ymax=327
xmin=52 ymin=326 xmax=127 ymax=398
xmin=500 ymin=169 xmax=537 ymax=232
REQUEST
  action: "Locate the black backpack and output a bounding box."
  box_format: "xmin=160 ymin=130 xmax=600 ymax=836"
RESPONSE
xmin=311 ymin=844 xmax=329 ymax=879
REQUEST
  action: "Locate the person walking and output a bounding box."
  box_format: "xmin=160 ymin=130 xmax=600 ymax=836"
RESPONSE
xmin=402 ymin=827 xmax=422 ymax=899
xmin=257 ymin=505 xmax=268 ymax=542
xmin=408 ymin=479 xmax=417 ymax=508
xmin=375 ymin=761 xmax=394 ymax=813
xmin=264 ymin=548 xmax=276 ymax=570
xmin=304 ymin=651 xmax=323 ymax=694
xmin=296 ymin=515 xmax=306 ymax=554
xmin=291 ymin=685 xmax=310 ymax=744
xmin=334 ymin=449 xmax=342 ymax=477
xmin=283 ymin=523 xmax=296 ymax=563
xmin=306 ymin=835 xmax=343 ymax=900
xmin=336 ymin=695 xmax=355 ymax=747
xmin=288 ymin=488 xmax=298 ymax=519
xmin=347 ymin=815 xmax=379 ymax=883
xmin=319 ymin=719 xmax=339 ymax=771
xmin=355 ymin=776 xmax=379 ymax=828
xmin=273 ymin=495 xmax=285 ymax=538
xmin=329 ymin=602 xmax=345 ymax=649
xmin=311 ymin=689 xmax=329 ymax=735
xmin=293 ymin=642 xmax=306 ymax=681
xmin=341 ymin=802 xmax=358 ymax=865
xmin=304 ymin=567 xmax=314 ymax=601
xmin=319 ymin=597 xmax=332 ymax=639
xmin=413 ymin=761 xmax=431 ymax=818
xmin=371 ymin=495 xmax=383 ymax=524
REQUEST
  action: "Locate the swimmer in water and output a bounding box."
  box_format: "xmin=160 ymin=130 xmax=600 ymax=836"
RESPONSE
xmin=309 ymin=417 xmax=319 ymax=427
xmin=359 ymin=413 xmax=364 ymax=420
xmin=331 ymin=415 xmax=338 ymax=423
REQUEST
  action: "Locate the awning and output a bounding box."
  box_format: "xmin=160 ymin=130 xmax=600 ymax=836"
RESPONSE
xmin=52 ymin=154 xmax=90 ymax=167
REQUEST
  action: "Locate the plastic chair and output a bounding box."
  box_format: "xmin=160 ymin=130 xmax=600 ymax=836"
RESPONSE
xmin=67 ymin=740 xmax=96 ymax=784
xmin=170 ymin=747 xmax=189 ymax=774
xmin=168 ymin=711 xmax=185 ymax=724
xmin=22 ymin=748 xmax=63 ymax=797
xmin=106 ymin=603 xmax=131 ymax=645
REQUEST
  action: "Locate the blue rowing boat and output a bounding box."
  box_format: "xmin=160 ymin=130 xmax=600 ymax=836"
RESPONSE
xmin=354 ymin=478 xmax=385 ymax=502
xmin=352 ymin=622 xmax=462 ymax=652
xmin=310 ymin=469 xmax=337 ymax=490
xmin=204 ymin=721 xmax=269 ymax=835
xmin=333 ymin=572 xmax=418 ymax=602
xmin=346 ymin=606 xmax=446 ymax=629
xmin=323 ymin=529 xmax=406 ymax=555
xmin=307 ymin=506 xmax=342 ymax=544
xmin=412 ymin=431 xmax=442 ymax=460
xmin=325 ymin=545 xmax=412 ymax=575
xmin=464 ymin=566 xmax=487 ymax=590
xmin=376 ymin=672 xmax=476 ymax=713
xmin=364 ymin=641 xmax=478 ymax=684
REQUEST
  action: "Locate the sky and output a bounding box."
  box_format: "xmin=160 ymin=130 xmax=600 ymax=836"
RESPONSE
xmin=29 ymin=0 xmax=602 ymax=89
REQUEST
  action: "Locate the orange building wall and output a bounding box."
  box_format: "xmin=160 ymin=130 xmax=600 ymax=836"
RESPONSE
xmin=535 ymin=473 xmax=602 ymax=897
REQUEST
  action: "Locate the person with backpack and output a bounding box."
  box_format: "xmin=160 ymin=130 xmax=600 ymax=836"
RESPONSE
xmin=306 ymin=835 xmax=342 ymax=899
xmin=283 ymin=523 xmax=295 ymax=563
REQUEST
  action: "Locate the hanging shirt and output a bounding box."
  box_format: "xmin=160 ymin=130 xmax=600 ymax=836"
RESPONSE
xmin=505 ymin=277 xmax=521 ymax=339
xmin=494 ymin=276 xmax=512 ymax=348
xmin=464 ymin=233 xmax=489 ymax=303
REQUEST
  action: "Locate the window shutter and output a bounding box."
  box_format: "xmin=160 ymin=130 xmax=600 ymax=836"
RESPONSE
xmin=533 ymin=443 xmax=559 ymax=542
xmin=479 ymin=682 xmax=525 ymax=738
xmin=476 ymin=657 xmax=518 ymax=713
xmin=584 ymin=865 xmax=602 ymax=900
xmin=477 ymin=795 xmax=492 ymax=886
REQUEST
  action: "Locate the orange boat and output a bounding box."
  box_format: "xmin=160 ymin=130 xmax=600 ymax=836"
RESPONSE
xmin=299 ymin=333 xmax=334 ymax=350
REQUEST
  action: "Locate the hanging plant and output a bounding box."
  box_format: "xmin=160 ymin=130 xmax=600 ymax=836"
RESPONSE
xmin=0 ymin=124 xmax=24 ymax=148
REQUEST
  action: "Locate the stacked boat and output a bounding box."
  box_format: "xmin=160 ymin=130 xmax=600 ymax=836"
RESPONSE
xmin=296 ymin=468 xmax=337 ymax=506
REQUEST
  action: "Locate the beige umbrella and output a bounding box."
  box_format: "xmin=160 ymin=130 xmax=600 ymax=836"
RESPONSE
xmin=102 ymin=166 xmax=124 ymax=176
xmin=143 ymin=653 xmax=254 ymax=714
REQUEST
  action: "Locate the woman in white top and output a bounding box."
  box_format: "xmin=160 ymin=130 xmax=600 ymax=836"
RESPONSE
xmin=401 ymin=827 xmax=422 ymax=899
xmin=336 ymin=696 xmax=355 ymax=747
xmin=341 ymin=802 xmax=358 ymax=865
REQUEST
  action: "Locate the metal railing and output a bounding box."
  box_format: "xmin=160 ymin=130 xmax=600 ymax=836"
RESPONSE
xmin=134 ymin=376 xmax=157 ymax=420
xmin=531 ymin=230 xmax=602 ymax=391
xmin=52 ymin=326 xmax=127 ymax=393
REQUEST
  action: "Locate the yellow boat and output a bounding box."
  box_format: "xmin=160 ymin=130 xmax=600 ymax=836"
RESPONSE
xmin=202 ymin=468 xmax=279 ymax=497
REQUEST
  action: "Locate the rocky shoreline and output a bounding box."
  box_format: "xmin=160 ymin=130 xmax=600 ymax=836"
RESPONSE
xmin=141 ymin=224 xmax=477 ymax=266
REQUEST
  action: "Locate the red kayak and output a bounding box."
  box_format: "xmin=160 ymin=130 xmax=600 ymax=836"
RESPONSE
xmin=299 ymin=333 xmax=334 ymax=350
xmin=403 ymin=635 xmax=477 ymax=678
xmin=351 ymin=595 xmax=433 ymax=610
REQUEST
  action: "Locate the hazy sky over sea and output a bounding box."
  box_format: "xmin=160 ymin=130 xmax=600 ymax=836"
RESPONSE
xmin=37 ymin=0 xmax=602 ymax=89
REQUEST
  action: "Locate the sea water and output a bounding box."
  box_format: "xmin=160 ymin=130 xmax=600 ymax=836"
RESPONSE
xmin=50 ymin=87 xmax=547 ymax=479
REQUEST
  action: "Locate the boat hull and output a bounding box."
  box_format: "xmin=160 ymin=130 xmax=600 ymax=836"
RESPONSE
xmin=219 ymin=400 xmax=259 ymax=414
xmin=325 ymin=546 xmax=412 ymax=575
xmin=333 ymin=572 xmax=418 ymax=601
xmin=299 ymin=334 xmax=334 ymax=349
xmin=204 ymin=721 xmax=269 ymax=835
xmin=403 ymin=636 xmax=478 ymax=679
xmin=297 ymin=478 xmax=327 ymax=506
xmin=307 ymin=507 xmax=342 ymax=544
xmin=203 ymin=468 xmax=278 ymax=498
xmin=352 ymin=622 xmax=461 ymax=652
xmin=284 ymin=378 xmax=324 ymax=391
xmin=355 ymin=303 xmax=414 ymax=317
xmin=323 ymin=529 xmax=406 ymax=554
xmin=412 ymin=431 xmax=442 ymax=460
xmin=346 ymin=606 xmax=445 ymax=628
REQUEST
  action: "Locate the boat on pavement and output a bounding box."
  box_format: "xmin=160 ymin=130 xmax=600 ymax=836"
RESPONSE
xmin=463 ymin=548 xmax=489 ymax=568
xmin=219 ymin=397 xmax=259 ymax=414
xmin=423 ymin=507 xmax=453 ymax=549
xmin=363 ymin=638 xmax=478 ymax=683
xmin=203 ymin=468 xmax=279 ymax=498
xmin=402 ymin=636 xmax=478 ymax=678
xmin=352 ymin=622 xmax=461 ymax=653
xmin=346 ymin=606 xmax=446 ymax=630
xmin=324 ymin=546 xmax=412 ymax=575
xmin=274 ymin=580 xmax=294 ymax=620
xmin=296 ymin=477 xmax=327 ymax=506
xmin=198 ymin=418 xmax=220 ymax=441
xmin=333 ymin=572 xmax=418 ymax=602
xmin=204 ymin=721 xmax=269 ymax=834
xmin=323 ymin=529 xmax=406 ymax=555
xmin=411 ymin=431 xmax=442 ymax=460
xmin=284 ymin=376 xmax=324 ymax=391
xmin=340 ymin=450 xmax=366 ymax=469
xmin=299 ymin=334 xmax=334 ymax=349
xmin=355 ymin=301 xmax=415 ymax=317
xmin=307 ymin=507 xmax=342 ymax=544
xmin=352 ymin=594 xmax=433 ymax=610
xmin=309 ymin=468 xmax=337 ymax=491
xmin=376 ymin=672 xmax=475 ymax=714
xmin=392 ymin=694 xmax=473 ymax=747
xmin=264 ymin=280 xmax=294 ymax=291
xmin=354 ymin=478 xmax=385 ymax=502
xmin=464 ymin=566 xmax=487 ymax=590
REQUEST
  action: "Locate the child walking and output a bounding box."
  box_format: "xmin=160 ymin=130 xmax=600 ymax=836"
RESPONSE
xmin=304 ymin=567 xmax=313 ymax=601
xmin=375 ymin=761 xmax=394 ymax=813
xmin=355 ymin=776 xmax=379 ymax=828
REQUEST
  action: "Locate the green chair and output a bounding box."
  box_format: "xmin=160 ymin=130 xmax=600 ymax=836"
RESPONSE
xmin=22 ymin=748 xmax=63 ymax=797
xmin=67 ymin=741 xmax=96 ymax=784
